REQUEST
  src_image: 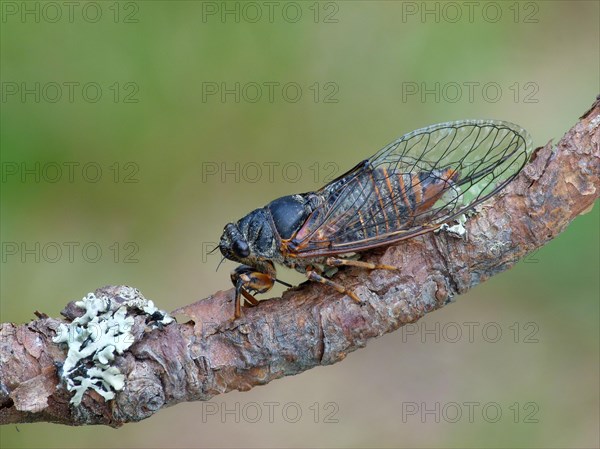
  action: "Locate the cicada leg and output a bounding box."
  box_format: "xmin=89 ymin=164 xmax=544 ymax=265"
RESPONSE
xmin=240 ymin=289 xmax=260 ymax=307
xmin=231 ymin=265 xmax=275 ymax=319
xmin=305 ymin=258 xmax=398 ymax=306
xmin=305 ymin=269 xmax=363 ymax=304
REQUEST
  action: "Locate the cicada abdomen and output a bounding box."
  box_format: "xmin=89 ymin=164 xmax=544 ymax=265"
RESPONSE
xmin=295 ymin=166 xmax=460 ymax=247
xmin=288 ymin=120 xmax=532 ymax=256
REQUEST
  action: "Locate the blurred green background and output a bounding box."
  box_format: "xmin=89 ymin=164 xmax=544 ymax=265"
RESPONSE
xmin=1 ymin=1 xmax=598 ymax=448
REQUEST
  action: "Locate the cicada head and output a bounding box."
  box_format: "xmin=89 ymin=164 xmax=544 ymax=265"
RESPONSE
xmin=219 ymin=222 xmax=251 ymax=264
xmin=219 ymin=208 xmax=278 ymax=265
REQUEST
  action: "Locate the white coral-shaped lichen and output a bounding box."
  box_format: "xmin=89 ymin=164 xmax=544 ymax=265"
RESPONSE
xmin=52 ymin=287 xmax=173 ymax=405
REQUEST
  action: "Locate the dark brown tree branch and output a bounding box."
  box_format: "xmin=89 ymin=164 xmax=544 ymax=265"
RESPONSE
xmin=1 ymin=96 xmax=598 ymax=427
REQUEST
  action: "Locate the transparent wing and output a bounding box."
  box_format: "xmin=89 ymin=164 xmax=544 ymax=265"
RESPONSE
xmin=289 ymin=120 xmax=532 ymax=257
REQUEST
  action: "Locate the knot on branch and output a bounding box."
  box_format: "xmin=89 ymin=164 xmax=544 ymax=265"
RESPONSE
xmin=115 ymin=374 xmax=165 ymax=422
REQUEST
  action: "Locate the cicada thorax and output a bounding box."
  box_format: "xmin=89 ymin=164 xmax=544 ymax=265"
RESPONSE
xmin=267 ymin=194 xmax=319 ymax=240
xmin=266 ymin=193 xmax=334 ymax=269
xmin=230 ymin=193 xmax=317 ymax=264
xmin=221 ymin=193 xmax=321 ymax=270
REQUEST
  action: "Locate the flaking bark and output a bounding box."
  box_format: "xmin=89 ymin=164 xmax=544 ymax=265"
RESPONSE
xmin=1 ymin=96 xmax=599 ymax=427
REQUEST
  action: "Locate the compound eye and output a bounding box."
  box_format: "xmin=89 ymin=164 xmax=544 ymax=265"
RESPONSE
xmin=232 ymin=239 xmax=250 ymax=258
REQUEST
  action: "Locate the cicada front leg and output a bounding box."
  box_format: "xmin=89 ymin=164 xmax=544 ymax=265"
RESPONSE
xmin=230 ymin=264 xmax=276 ymax=318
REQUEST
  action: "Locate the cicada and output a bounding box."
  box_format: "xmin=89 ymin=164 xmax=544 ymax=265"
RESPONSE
xmin=219 ymin=120 xmax=532 ymax=318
